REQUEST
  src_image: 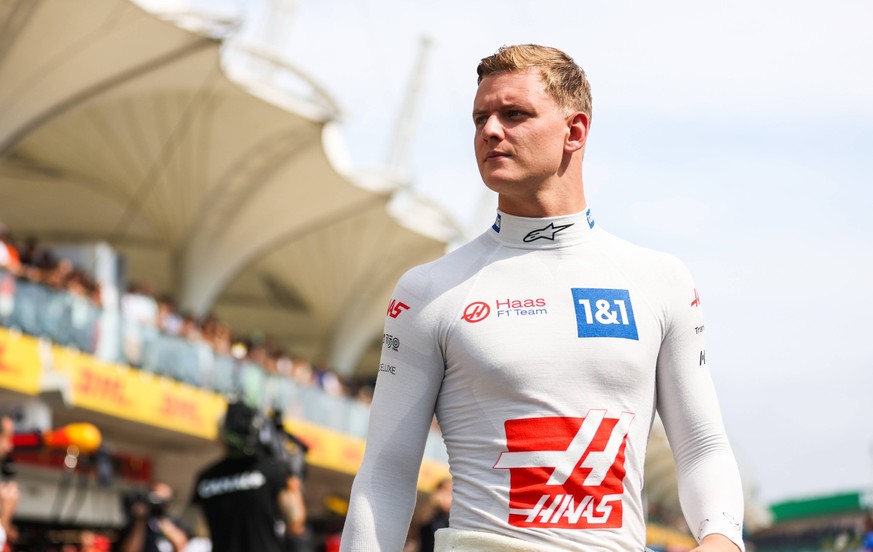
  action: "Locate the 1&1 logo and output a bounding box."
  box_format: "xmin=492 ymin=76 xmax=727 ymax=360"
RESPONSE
xmin=494 ymin=410 xmax=634 ymax=529
xmin=571 ymin=288 xmax=638 ymax=340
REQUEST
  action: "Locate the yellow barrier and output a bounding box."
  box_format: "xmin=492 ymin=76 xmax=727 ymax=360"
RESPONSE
xmin=0 ymin=329 xmax=42 ymax=395
xmin=0 ymin=328 xmax=448 ymax=489
xmin=50 ymin=346 xmax=225 ymax=440
xmin=645 ymin=523 xmax=697 ymax=549
xmin=284 ymin=418 xmax=450 ymax=491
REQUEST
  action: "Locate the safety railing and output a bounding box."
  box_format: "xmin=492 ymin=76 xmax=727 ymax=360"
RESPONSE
xmin=0 ymin=268 xmax=448 ymax=462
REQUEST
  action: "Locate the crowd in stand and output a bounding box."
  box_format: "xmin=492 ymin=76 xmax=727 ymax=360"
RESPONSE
xmin=0 ymin=224 xmax=374 ymax=408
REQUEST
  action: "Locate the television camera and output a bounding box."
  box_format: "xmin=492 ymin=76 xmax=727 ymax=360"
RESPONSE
xmin=221 ymin=401 xmax=309 ymax=480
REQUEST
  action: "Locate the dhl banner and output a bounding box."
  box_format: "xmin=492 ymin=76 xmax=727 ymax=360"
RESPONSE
xmin=50 ymin=346 xmax=225 ymax=440
xmin=0 ymin=328 xmax=42 ymax=395
xmin=0 ymin=328 xmax=450 ymax=488
xmin=285 ymin=417 xmax=450 ymax=492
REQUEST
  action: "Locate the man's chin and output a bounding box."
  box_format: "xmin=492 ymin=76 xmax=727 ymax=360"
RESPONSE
xmin=481 ymin=174 xmax=516 ymax=194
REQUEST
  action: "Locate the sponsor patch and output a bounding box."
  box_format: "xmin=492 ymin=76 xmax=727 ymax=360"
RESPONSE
xmin=383 ymin=333 xmax=400 ymax=351
xmin=462 ymin=297 xmax=548 ymax=323
xmin=494 ymin=410 xmax=633 ymax=529
xmin=571 ymin=288 xmax=638 ymax=340
xmin=387 ymin=298 xmax=410 ymax=318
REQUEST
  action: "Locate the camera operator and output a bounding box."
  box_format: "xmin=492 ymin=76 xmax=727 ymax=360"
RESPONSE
xmin=114 ymin=481 xmax=190 ymax=552
xmin=189 ymin=401 xmax=307 ymax=552
xmin=1 ymin=415 xmax=19 ymax=552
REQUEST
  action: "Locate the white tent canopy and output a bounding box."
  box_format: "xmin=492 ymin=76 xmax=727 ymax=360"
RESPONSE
xmin=0 ymin=0 xmax=455 ymax=376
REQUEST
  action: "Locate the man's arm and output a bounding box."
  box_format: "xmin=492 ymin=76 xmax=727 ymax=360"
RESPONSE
xmin=115 ymin=517 xmax=147 ymax=552
xmin=340 ymin=273 xmax=445 ymax=551
xmin=0 ymin=480 xmax=19 ymax=548
xmin=155 ymin=517 xmax=189 ymax=551
xmin=278 ymin=475 xmax=307 ymax=537
xmin=655 ymin=261 xmax=745 ymax=551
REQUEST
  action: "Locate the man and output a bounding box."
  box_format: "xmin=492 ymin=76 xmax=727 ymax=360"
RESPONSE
xmin=0 ymin=416 xmax=18 ymax=552
xmin=114 ymin=481 xmax=189 ymax=552
xmin=189 ymin=401 xmax=300 ymax=552
xmin=340 ymin=44 xmax=745 ymax=551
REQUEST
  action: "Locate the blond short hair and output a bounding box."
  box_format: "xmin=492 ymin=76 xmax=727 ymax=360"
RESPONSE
xmin=477 ymin=44 xmax=592 ymax=120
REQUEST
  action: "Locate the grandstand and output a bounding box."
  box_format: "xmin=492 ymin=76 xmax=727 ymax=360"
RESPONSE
xmin=748 ymin=490 xmax=873 ymax=551
xmin=0 ymin=0 xmax=770 ymax=550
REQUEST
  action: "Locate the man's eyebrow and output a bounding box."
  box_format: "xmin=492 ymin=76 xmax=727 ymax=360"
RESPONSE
xmin=473 ymin=102 xmax=528 ymax=117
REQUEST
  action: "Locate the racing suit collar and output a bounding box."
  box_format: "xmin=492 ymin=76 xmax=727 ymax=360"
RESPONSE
xmin=488 ymin=209 xmax=597 ymax=249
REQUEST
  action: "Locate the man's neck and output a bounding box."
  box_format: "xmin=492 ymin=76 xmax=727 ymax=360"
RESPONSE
xmin=497 ymin=187 xmax=587 ymax=218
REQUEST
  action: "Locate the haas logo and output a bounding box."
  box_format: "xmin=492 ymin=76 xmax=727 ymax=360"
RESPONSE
xmin=493 ymin=410 xmax=634 ymax=529
xmin=387 ymin=299 xmax=410 ymax=318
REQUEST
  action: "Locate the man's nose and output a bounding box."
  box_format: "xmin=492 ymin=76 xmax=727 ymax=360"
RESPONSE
xmin=481 ymin=114 xmax=503 ymax=141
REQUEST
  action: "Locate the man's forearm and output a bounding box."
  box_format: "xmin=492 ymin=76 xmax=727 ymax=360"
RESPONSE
xmin=117 ymin=520 xmax=146 ymax=552
xmin=156 ymin=518 xmax=189 ymax=551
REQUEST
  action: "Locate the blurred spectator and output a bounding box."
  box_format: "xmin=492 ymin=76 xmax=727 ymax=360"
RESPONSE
xmin=0 ymin=226 xmax=21 ymax=326
xmin=115 ymin=481 xmax=190 ymax=552
xmin=864 ymin=512 xmax=873 ymax=552
xmin=290 ymin=356 xmax=313 ymax=387
xmin=0 ymin=225 xmax=22 ymax=276
xmin=44 ymin=258 xmax=75 ymax=290
xmin=312 ymin=363 xmax=344 ymax=398
xmin=180 ymin=314 xmax=205 ymax=344
xmin=416 ymin=478 xmax=452 ymax=552
xmin=1 ymin=416 xmax=19 ymax=552
xmin=201 ymin=316 xmax=231 ymax=356
xmin=156 ymin=297 xmax=183 ymax=336
xmin=353 ymin=384 xmax=373 ymax=407
xmin=15 ymin=237 xmax=38 ymax=268
xmin=121 ymin=284 xmax=159 ymax=367
xmin=275 ymin=352 xmax=293 ymax=378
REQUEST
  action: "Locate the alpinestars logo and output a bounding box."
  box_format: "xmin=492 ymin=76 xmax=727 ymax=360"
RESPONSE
xmin=493 ymin=410 xmax=634 ymax=529
xmin=523 ymin=222 xmax=573 ymax=242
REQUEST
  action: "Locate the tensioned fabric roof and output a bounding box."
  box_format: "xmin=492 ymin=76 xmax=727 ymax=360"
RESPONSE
xmin=0 ymin=0 xmax=456 ymax=376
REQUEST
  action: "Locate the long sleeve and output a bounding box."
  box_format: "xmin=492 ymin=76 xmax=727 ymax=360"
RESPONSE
xmin=340 ymin=270 xmax=446 ymax=551
xmin=655 ymin=264 xmax=745 ymax=550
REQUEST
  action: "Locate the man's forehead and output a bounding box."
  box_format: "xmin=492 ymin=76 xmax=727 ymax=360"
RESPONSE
xmin=473 ymin=70 xmax=549 ymax=108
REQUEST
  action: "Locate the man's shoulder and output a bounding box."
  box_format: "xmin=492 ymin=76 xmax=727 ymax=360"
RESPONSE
xmin=596 ymin=228 xmax=689 ymax=274
xmin=395 ymin=233 xmax=491 ymax=298
xmin=195 ymin=455 xmax=245 ymax=480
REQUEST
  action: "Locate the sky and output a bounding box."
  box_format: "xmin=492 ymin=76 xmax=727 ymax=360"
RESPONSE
xmin=193 ymin=0 xmax=873 ymax=505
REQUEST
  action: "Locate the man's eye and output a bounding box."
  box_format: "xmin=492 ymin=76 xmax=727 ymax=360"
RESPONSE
xmin=507 ymin=110 xmax=525 ymax=119
xmin=474 ymin=116 xmax=487 ymax=126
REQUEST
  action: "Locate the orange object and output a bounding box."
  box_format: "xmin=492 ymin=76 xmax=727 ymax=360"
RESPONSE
xmin=14 ymin=423 xmax=102 ymax=453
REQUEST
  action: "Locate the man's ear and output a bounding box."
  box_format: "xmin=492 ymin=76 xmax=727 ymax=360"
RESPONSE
xmin=565 ymin=112 xmax=589 ymax=154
